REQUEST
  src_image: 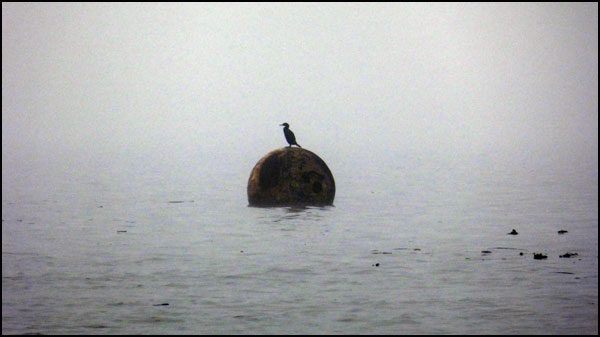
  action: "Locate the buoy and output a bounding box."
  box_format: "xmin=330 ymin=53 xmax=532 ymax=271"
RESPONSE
xmin=247 ymin=147 xmax=335 ymax=207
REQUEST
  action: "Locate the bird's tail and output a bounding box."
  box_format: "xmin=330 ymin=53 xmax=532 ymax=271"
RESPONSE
xmin=297 ymin=143 xmax=302 ymax=148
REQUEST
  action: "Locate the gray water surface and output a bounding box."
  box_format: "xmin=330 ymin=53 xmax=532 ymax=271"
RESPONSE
xmin=2 ymin=154 xmax=598 ymax=334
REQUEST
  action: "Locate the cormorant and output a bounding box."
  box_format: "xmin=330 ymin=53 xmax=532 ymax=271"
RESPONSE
xmin=280 ymin=123 xmax=301 ymax=148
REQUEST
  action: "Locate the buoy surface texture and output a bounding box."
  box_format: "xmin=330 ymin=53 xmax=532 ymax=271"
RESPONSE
xmin=247 ymin=147 xmax=335 ymax=207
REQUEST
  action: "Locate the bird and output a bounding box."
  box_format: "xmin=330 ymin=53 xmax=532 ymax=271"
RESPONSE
xmin=280 ymin=123 xmax=301 ymax=148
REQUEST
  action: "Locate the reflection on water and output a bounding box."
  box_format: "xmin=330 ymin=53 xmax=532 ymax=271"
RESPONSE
xmin=254 ymin=205 xmax=332 ymax=224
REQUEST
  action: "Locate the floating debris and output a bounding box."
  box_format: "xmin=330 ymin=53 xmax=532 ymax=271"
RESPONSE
xmin=153 ymin=303 xmax=169 ymax=306
xmin=508 ymin=229 xmax=518 ymax=235
xmin=481 ymin=250 xmax=492 ymax=254
xmin=371 ymin=250 xmax=392 ymax=255
xmin=392 ymin=247 xmax=421 ymax=251
xmin=533 ymin=253 xmax=548 ymax=260
xmin=117 ymin=230 xmax=127 ymax=233
xmin=557 ymin=230 xmax=568 ymax=234
xmin=372 ymin=263 xmax=380 ymax=267
xmin=559 ymin=252 xmax=578 ymax=258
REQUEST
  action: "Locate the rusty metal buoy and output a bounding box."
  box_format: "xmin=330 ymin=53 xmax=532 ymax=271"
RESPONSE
xmin=247 ymin=147 xmax=335 ymax=207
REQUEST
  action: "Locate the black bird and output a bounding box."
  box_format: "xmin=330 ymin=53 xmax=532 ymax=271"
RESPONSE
xmin=280 ymin=123 xmax=301 ymax=148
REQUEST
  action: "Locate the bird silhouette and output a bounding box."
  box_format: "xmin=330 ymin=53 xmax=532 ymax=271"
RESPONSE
xmin=280 ymin=123 xmax=301 ymax=148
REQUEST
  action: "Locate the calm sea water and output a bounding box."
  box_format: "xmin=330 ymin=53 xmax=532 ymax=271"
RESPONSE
xmin=2 ymin=151 xmax=598 ymax=334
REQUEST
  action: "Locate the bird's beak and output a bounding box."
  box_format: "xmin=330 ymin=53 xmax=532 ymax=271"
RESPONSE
xmin=279 ymin=124 xmax=284 ymax=126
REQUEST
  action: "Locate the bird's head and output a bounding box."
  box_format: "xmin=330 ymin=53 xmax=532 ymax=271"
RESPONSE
xmin=280 ymin=123 xmax=289 ymax=127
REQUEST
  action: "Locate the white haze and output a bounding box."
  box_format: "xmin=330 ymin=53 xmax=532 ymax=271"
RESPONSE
xmin=2 ymin=3 xmax=598 ymax=180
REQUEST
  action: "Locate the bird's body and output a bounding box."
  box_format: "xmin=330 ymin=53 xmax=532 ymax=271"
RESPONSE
xmin=280 ymin=123 xmax=301 ymax=148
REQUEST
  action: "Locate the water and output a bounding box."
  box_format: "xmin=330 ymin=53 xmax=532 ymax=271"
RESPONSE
xmin=2 ymin=151 xmax=598 ymax=334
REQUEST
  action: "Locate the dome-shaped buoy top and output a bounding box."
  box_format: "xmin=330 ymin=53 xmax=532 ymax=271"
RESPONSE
xmin=247 ymin=147 xmax=335 ymax=207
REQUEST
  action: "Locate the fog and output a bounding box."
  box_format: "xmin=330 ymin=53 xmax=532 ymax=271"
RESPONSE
xmin=2 ymin=3 xmax=598 ymax=177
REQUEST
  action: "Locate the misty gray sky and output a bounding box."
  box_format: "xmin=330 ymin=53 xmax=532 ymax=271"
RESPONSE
xmin=2 ymin=3 xmax=598 ymax=171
